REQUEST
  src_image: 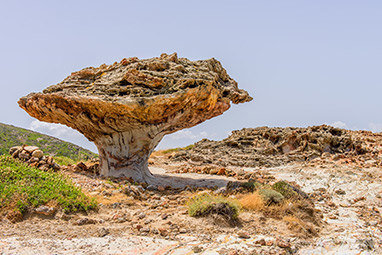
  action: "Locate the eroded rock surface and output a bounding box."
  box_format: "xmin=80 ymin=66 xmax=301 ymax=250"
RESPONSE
xmin=169 ymin=125 xmax=382 ymax=168
xmin=18 ymin=53 xmax=252 ymax=183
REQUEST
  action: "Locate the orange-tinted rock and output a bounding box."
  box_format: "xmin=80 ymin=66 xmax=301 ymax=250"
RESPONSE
xmin=18 ymin=53 xmax=252 ymax=184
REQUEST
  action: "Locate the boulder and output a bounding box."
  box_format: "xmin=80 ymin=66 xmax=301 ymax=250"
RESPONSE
xmin=31 ymin=149 xmax=43 ymax=159
xmin=9 ymin=146 xmax=21 ymax=155
xmin=24 ymin=146 xmax=40 ymax=153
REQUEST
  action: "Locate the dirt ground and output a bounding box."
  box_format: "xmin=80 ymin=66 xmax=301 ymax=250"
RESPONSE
xmin=1 ymin=152 xmax=382 ymax=254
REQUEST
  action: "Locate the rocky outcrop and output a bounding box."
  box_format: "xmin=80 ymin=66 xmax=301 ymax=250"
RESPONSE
xmin=18 ymin=53 xmax=252 ymax=184
xmin=169 ymin=125 xmax=382 ymax=168
xmin=9 ymin=145 xmax=60 ymax=171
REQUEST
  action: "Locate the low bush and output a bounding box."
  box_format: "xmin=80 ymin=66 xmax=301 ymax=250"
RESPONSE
xmin=187 ymin=193 xmax=240 ymax=220
xmin=258 ymin=189 xmax=284 ymax=205
xmin=0 ymin=155 xmax=96 ymax=220
xmin=272 ymin=181 xmax=298 ymax=199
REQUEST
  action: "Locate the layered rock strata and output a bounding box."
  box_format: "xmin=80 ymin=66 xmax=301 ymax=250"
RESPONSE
xmin=169 ymin=125 xmax=381 ymax=168
xmin=18 ymin=53 xmax=252 ymax=184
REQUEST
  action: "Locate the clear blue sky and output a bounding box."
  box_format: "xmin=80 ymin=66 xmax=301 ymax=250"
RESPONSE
xmin=1 ymin=1 xmax=381 ymax=152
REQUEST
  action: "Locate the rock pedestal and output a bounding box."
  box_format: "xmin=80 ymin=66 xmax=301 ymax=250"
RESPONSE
xmin=18 ymin=53 xmax=252 ymax=184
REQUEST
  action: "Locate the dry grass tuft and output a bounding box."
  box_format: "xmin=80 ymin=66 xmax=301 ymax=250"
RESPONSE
xmin=239 ymin=191 xmax=264 ymax=211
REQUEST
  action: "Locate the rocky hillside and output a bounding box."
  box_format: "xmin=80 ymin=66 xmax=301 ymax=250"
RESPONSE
xmin=0 ymin=123 xmax=97 ymax=160
xmin=169 ymin=125 xmax=382 ymax=168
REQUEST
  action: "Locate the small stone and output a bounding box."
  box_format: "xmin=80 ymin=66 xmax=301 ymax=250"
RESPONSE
xmin=111 ymin=202 xmax=120 ymax=209
xmin=161 ymin=213 xmax=168 ymax=220
xmin=335 ymin=189 xmax=346 ymax=195
xmin=98 ymin=228 xmax=109 ymax=237
xmin=327 ymin=201 xmax=337 ymax=207
xmin=276 ymin=239 xmax=291 ymax=248
xmin=328 ymin=214 xmax=338 ymax=220
xmin=217 ymin=168 xmax=226 ymax=175
xmin=353 ymin=196 xmax=366 ymax=203
xmin=137 ymin=212 xmax=146 ymax=219
xmin=29 ymin=157 xmax=40 ymax=163
xmin=144 ymin=219 xmax=152 ymax=224
xmin=158 ymin=227 xmax=168 ymax=236
xmin=9 ymin=146 xmax=21 ymax=155
xmin=74 ymin=217 xmax=97 ymax=225
xmin=117 ymin=217 xmax=127 ymax=223
xmin=158 ymin=186 xmax=165 ymax=192
xmin=255 ymin=238 xmax=266 ymax=246
xmin=339 ymin=201 xmax=350 ymax=207
xmin=38 ymin=164 xmax=50 ymax=171
xmin=179 ymin=228 xmax=187 ymax=234
xmin=47 ymin=156 xmax=54 ymax=165
xmin=12 ymin=149 xmax=22 ymax=158
xmin=31 ymin=150 xmax=44 ymax=159
xmin=237 ymin=231 xmax=250 ymax=239
xmin=18 ymin=152 xmax=30 ymax=160
xmin=140 ymin=227 xmax=150 ymax=233
xmin=35 ymin=206 xmax=56 ymax=216
xmin=30 ymin=162 xmax=39 ymax=168
xmin=74 ymin=162 xmax=87 ymax=172
xmin=192 ymin=246 xmax=203 ymax=253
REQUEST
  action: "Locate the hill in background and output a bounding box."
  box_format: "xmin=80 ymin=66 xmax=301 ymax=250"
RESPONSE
xmin=0 ymin=123 xmax=97 ymax=161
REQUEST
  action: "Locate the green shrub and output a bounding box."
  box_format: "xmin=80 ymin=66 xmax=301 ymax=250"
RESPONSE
xmin=187 ymin=193 xmax=240 ymax=219
xmin=258 ymin=189 xmax=284 ymax=205
xmin=272 ymin=181 xmax=298 ymax=199
xmin=0 ymin=155 xmax=96 ymax=216
xmin=240 ymin=181 xmax=263 ymax=192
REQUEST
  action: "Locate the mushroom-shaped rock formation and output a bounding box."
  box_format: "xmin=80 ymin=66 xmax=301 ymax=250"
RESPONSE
xmin=19 ymin=53 xmax=252 ymax=184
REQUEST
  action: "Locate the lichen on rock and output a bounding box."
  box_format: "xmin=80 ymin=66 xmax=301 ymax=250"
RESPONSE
xmin=18 ymin=53 xmax=252 ymax=184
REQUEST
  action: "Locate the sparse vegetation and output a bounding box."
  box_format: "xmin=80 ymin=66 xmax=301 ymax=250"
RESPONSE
xmin=237 ymin=180 xmax=320 ymax=237
xmin=0 ymin=155 xmax=97 ymax=221
xmin=53 ymin=155 xmax=78 ymax=166
xmin=161 ymin=144 xmax=195 ymax=154
xmin=187 ymin=193 xmax=240 ymax=220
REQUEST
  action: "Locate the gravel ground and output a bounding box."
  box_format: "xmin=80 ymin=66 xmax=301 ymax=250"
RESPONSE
xmin=1 ymin=163 xmax=382 ymax=254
